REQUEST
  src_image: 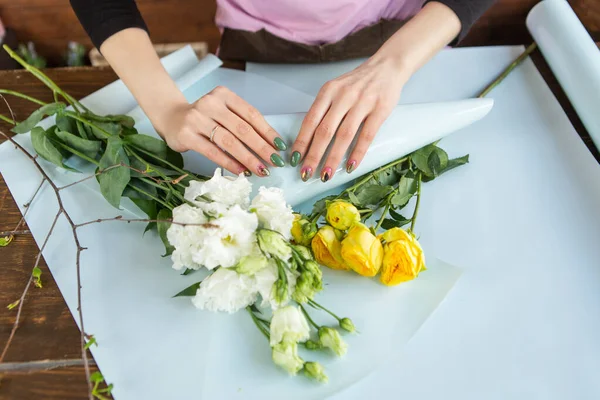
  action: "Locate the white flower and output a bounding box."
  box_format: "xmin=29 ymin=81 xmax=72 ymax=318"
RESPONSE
xmin=271 ymin=341 xmax=304 ymax=376
xmin=254 ymin=261 xmax=298 ymax=310
xmin=167 ymin=204 xmax=208 ymax=271
xmin=191 ymin=205 xmax=258 ymax=269
xmin=250 ymin=187 xmax=294 ymax=238
xmin=192 ymin=268 xmax=258 ymax=313
xmin=234 ymin=244 xmax=269 ymax=275
xmin=269 ymin=306 xmax=310 ymax=346
xmin=184 ymin=169 xmax=251 ymax=208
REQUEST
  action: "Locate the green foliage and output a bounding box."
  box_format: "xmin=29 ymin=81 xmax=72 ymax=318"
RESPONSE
xmin=30 ymin=127 xmax=76 ymax=171
xmin=98 ymin=137 xmax=131 ymax=208
xmin=0 ymin=235 xmax=13 ymax=247
xmin=32 ymin=266 xmax=43 ymax=288
xmin=12 ymin=102 xmax=65 ymax=134
xmin=157 ymin=208 xmax=175 ymax=256
xmin=173 ymin=281 xmax=202 ymax=297
xmin=54 ymin=129 xmax=102 ymax=160
xmin=124 ymin=134 xmax=168 ymax=159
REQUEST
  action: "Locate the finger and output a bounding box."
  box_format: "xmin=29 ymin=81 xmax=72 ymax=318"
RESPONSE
xmin=210 ymin=125 xmax=271 ymax=177
xmin=217 ymin=87 xmax=286 ymax=152
xmin=301 ymin=100 xmax=352 ymax=182
xmin=292 ymin=83 xmax=334 ymax=169
xmin=214 ymin=109 xmax=285 ymax=168
xmin=346 ymin=110 xmax=389 ymax=172
xmin=189 ymin=135 xmax=248 ymax=176
xmin=322 ymin=105 xmax=369 ymax=180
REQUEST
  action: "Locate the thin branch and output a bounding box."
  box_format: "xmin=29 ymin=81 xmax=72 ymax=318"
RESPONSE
xmin=0 ymin=229 xmax=30 ymax=236
xmin=75 ymin=216 xmax=216 ymax=230
xmin=0 ymin=358 xmax=96 ymax=373
xmin=6 ymin=179 xmax=46 ymax=236
xmin=56 ymin=165 xmax=122 ymax=191
xmin=0 ymin=93 xmax=17 ymax=125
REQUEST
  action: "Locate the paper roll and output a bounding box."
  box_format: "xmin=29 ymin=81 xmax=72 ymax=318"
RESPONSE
xmin=526 ymin=0 xmax=600 ymax=150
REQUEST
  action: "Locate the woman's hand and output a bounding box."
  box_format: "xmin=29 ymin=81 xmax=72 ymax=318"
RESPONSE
xmin=290 ymin=1 xmax=462 ymax=182
xmin=156 ymin=86 xmax=287 ymax=177
xmin=291 ymin=55 xmax=408 ymax=182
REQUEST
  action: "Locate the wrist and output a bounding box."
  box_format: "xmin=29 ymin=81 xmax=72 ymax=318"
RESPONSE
xmin=368 ymin=48 xmax=414 ymax=85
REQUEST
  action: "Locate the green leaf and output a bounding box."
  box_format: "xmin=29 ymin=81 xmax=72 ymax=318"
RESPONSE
xmin=391 ymin=176 xmax=417 ymax=206
xmin=411 ymin=145 xmax=435 ymax=177
xmin=7 ymin=299 xmax=20 ymax=310
xmin=381 ymin=218 xmax=411 ymax=229
xmin=347 ymin=191 xmax=360 ymax=205
xmin=30 ymin=127 xmax=74 ymax=171
xmin=98 ymin=137 xmax=131 ymax=208
xmin=166 ymin=147 xmax=184 ymax=168
xmin=90 ymin=371 xmax=104 ymax=384
xmin=55 ymin=113 xmax=77 ymax=134
xmin=354 ymin=184 xmax=393 ymax=206
xmin=427 ymin=147 xmax=449 ymax=178
xmin=389 ymin=208 xmax=410 ymax=224
xmin=374 ymin=168 xmax=401 ymax=186
xmin=76 ymin=120 xmax=91 ymax=140
xmin=84 ymin=112 xmax=135 ymax=128
xmin=32 ymin=266 xmax=43 ymax=288
xmin=129 ymin=158 xmax=179 ymax=177
xmin=441 ymin=154 xmax=469 ymax=175
xmin=12 ymin=102 xmax=65 ymax=134
xmin=90 ymin=121 xmax=121 ymax=139
xmin=84 ymin=336 xmax=97 ymax=350
xmin=54 ymin=129 xmax=102 ymax=159
xmin=157 ymin=208 xmax=174 ymax=256
xmin=0 ymin=235 xmax=13 ymax=247
xmin=173 ymin=281 xmax=202 ymax=297
xmin=124 ymin=178 xmax=157 ymax=200
xmin=124 ymin=134 xmax=168 ymax=159
xmin=122 ymin=126 xmax=138 ymax=136
xmin=143 ymin=221 xmax=157 ymax=235
xmin=182 ymin=268 xmax=196 ymax=276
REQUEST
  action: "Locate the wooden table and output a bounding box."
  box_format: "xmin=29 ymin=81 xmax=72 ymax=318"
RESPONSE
xmin=0 ymin=49 xmax=599 ymax=399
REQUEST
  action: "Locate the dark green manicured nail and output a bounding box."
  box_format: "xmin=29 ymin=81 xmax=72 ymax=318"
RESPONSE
xmin=290 ymin=151 xmax=301 ymax=167
xmin=274 ymin=137 xmax=287 ymax=151
xmin=270 ymin=153 xmax=285 ymax=167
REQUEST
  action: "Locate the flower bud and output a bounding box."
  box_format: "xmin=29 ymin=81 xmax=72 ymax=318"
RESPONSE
xmin=326 ymin=200 xmax=361 ymax=230
xmin=272 ymin=341 xmax=304 ymax=375
xmin=234 ymin=254 xmax=269 ymax=276
xmin=378 ymin=228 xmax=426 ymax=286
xmin=340 ymin=223 xmax=383 ymax=277
xmin=311 ymin=226 xmax=348 ymax=271
xmin=292 ymin=271 xmax=316 ymax=304
xmin=303 ymin=361 xmax=328 ymax=383
xmin=291 ymin=214 xmax=317 ymax=247
xmin=303 ymin=260 xmax=322 ymax=281
xmin=293 ymin=244 xmax=314 ymax=261
xmin=339 ymin=318 xmax=356 ymax=333
xmin=271 ymin=277 xmax=289 ymax=306
xmin=304 ymin=340 xmax=322 ymax=350
xmin=318 ymin=327 xmax=348 ymax=357
xmin=257 ymin=229 xmax=292 ymax=261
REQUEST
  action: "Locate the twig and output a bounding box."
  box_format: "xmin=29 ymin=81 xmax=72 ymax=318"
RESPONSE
xmin=0 ymin=93 xmax=17 ymax=125
xmin=57 ymin=164 xmax=122 ymax=191
xmin=0 ymin=130 xmax=94 ymax=399
xmin=477 ymin=42 xmax=537 ymax=98
xmin=0 ymin=230 xmax=30 ymax=236
xmin=0 ymin=358 xmax=97 ymax=373
xmin=75 ymin=216 xmax=216 ymax=230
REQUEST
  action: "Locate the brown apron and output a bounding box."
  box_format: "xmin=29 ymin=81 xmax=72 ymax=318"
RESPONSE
xmin=218 ymin=19 xmax=407 ymax=64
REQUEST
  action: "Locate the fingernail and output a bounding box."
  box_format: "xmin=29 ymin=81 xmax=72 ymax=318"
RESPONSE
xmin=290 ymin=151 xmax=301 ymax=167
xmin=243 ymin=170 xmax=252 ymax=177
xmin=301 ymin=167 xmax=312 ymax=182
xmin=346 ymin=160 xmax=357 ymax=174
xmin=321 ymin=167 xmax=332 ymax=183
xmin=270 ymin=153 xmax=285 ymax=167
xmin=258 ymin=165 xmax=270 ymax=176
xmin=274 ymin=137 xmax=287 ymax=151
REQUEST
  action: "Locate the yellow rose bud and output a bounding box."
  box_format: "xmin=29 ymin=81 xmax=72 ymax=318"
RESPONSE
xmin=325 ymin=200 xmax=361 ymax=230
xmin=311 ymin=225 xmax=348 ymax=271
xmin=340 ymin=223 xmax=383 ymax=277
xmin=378 ymin=228 xmax=426 ymax=286
xmin=291 ymin=214 xmax=317 ymax=247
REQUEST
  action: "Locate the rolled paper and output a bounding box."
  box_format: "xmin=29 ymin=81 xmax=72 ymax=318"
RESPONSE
xmin=527 ymin=0 xmax=600 ymax=150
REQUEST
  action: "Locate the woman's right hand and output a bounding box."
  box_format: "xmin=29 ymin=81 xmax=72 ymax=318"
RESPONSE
xmin=156 ymin=86 xmax=287 ymax=177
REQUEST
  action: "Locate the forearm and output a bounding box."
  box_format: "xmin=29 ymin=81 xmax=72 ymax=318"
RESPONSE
xmin=373 ymin=2 xmax=461 ymax=82
xmin=100 ymin=28 xmax=187 ymax=135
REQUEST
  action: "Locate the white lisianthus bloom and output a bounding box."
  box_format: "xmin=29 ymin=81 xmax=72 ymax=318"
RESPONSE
xmin=191 ymin=205 xmax=258 ymax=269
xmin=250 ymin=187 xmax=295 ymax=239
xmin=184 ymin=169 xmax=251 ymax=208
xmin=234 ymin=244 xmax=269 ymax=275
xmin=254 ymin=261 xmax=298 ymax=310
xmin=192 ymin=268 xmax=258 ymax=313
xmin=271 ymin=341 xmax=304 ymax=376
xmin=269 ymin=306 xmax=310 ymax=346
xmin=167 ymin=204 xmax=208 ymax=271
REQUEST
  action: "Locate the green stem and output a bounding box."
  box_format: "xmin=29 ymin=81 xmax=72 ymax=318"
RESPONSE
xmin=64 ymin=111 xmax=112 ymax=139
xmin=0 ymin=89 xmax=46 ymax=106
xmin=300 ymin=304 xmax=321 ymax=329
xmin=346 ymin=156 xmax=408 ymax=193
xmin=246 ymin=307 xmax=270 ymax=340
xmin=409 ymin=173 xmax=422 ymax=232
xmin=0 ymin=113 xmax=15 ymax=125
xmin=128 ymin=184 xmax=172 ymax=210
xmin=477 ymin=42 xmax=537 ymax=98
xmin=51 ymin=140 xmax=100 ymax=165
xmin=374 ymin=201 xmax=391 ymax=232
xmin=129 ymin=145 xmax=190 ymax=176
xmin=308 ymin=299 xmax=341 ymax=321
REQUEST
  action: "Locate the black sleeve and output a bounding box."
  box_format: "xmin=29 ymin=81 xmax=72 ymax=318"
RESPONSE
xmin=70 ymin=0 xmax=149 ymax=50
xmin=427 ymin=0 xmax=496 ymax=44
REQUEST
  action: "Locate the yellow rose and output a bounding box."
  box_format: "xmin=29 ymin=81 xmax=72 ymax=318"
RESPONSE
xmin=326 ymin=200 xmax=361 ymax=230
xmin=340 ymin=223 xmax=383 ymax=277
xmin=311 ymin=226 xmax=348 ymax=271
xmin=291 ymin=214 xmax=317 ymax=247
xmin=378 ymin=228 xmax=426 ymax=286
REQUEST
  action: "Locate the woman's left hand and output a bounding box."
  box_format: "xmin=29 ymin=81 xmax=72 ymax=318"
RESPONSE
xmin=290 ymin=55 xmax=409 ymax=182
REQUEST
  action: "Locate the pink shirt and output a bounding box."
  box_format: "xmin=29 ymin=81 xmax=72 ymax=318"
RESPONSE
xmin=215 ymin=0 xmax=426 ymax=45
